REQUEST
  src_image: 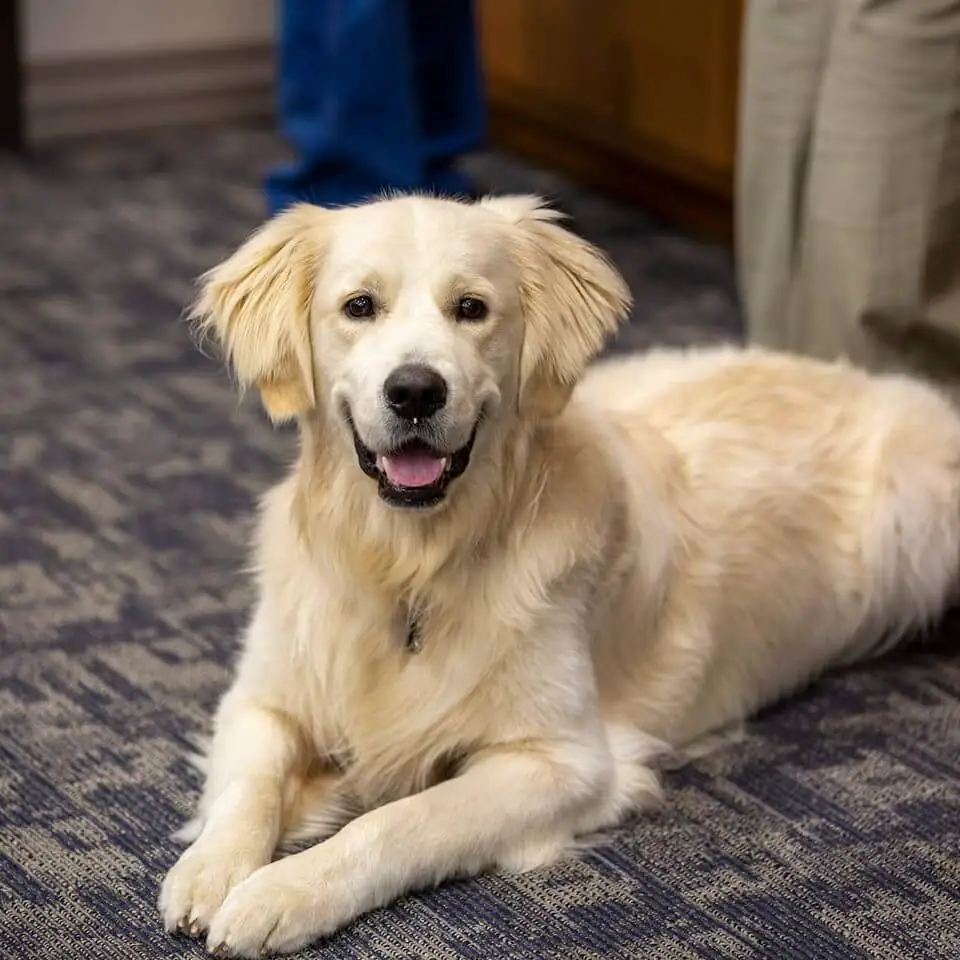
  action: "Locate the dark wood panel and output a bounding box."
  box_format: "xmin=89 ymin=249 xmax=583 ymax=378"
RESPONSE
xmin=487 ymin=76 xmax=733 ymax=198
xmin=489 ymin=100 xmax=733 ymax=246
xmin=478 ymin=0 xmax=742 ymax=241
xmin=481 ymin=0 xmax=622 ymax=124
xmin=616 ymin=0 xmax=742 ymax=175
xmin=0 ymin=0 xmax=23 ymax=152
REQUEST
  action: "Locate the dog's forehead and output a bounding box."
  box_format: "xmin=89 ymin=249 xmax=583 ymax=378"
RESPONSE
xmin=326 ymin=198 xmax=516 ymax=282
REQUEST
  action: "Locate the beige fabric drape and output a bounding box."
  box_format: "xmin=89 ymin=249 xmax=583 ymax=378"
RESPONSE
xmin=737 ymin=0 xmax=960 ymax=395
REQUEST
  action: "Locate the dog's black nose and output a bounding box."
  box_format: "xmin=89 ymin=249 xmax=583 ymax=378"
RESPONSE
xmin=384 ymin=364 xmax=448 ymax=420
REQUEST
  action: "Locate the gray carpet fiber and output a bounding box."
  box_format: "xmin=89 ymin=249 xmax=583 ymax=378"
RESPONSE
xmin=1 ymin=125 xmax=958 ymax=959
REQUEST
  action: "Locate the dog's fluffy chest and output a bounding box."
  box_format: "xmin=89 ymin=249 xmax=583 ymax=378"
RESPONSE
xmin=257 ymin=475 xmax=603 ymax=805
xmin=286 ymin=587 xmax=505 ymax=804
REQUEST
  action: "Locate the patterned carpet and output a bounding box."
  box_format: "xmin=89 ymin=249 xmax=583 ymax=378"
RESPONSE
xmin=1 ymin=124 xmax=958 ymax=960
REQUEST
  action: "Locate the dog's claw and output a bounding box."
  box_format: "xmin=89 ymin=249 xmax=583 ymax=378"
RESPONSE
xmin=210 ymin=943 xmax=231 ymax=958
xmin=174 ymin=916 xmax=205 ymax=940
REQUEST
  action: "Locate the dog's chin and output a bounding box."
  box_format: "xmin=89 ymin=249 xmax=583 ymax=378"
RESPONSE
xmin=350 ymin=423 xmax=479 ymax=510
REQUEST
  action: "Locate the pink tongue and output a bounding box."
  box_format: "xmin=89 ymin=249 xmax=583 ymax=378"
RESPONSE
xmin=381 ymin=451 xmax=446 ymax=488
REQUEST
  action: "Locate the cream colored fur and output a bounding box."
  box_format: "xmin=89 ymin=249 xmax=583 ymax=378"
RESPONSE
xmin=159 ymin=194 xmax=960 ymax=957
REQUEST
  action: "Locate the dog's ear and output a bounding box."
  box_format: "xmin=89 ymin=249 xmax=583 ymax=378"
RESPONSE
xmin=190 ymin=203 xmax=327 ymax=422
xmin=481 ymin=194 xmax=632 ymax=418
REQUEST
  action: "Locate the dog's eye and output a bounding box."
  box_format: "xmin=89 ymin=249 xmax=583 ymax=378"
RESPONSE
xmin=456 ymin=297 xmax=487 ymax=322
xmin=344 ymin=295 xmax=375 ymax=319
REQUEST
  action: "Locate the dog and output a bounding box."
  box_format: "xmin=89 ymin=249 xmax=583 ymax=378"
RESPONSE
xmin=159 ymin=193 xmax=960 ymax=957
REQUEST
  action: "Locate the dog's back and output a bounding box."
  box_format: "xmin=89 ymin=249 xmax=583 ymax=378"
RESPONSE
xmin=577 ymin=346 xmax=960 ymax=744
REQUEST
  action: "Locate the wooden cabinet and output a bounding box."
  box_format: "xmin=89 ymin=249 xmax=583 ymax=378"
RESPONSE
xmin=478 ymin=0 xmax=743 ymax=242
xmin=481 ymin=1 xmax=622 ymax=125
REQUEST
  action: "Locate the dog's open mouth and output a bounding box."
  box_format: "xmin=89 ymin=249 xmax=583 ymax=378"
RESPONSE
xmin=351 ymin=427 xmax=478 ymax=509
xmin=377 ymin=443 xmax=449 ymax=489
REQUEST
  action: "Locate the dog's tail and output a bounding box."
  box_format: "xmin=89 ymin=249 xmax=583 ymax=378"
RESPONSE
xmin=844 ymin=380 xmax=960 ymax=666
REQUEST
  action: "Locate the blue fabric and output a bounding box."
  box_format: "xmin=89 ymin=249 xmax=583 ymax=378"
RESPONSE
xmin=266 ymin=0 xmax=485 ymax=213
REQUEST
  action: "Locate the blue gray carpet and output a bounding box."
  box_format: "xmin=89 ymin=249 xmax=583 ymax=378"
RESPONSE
xmin=0 ymin=125 xmax=957 ymax=960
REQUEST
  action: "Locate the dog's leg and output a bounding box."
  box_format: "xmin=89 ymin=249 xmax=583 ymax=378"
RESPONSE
xmin=159 ymin=689 xmax=308 ymax=938
xmin=204 ymin=742 xmax=607 ymax=957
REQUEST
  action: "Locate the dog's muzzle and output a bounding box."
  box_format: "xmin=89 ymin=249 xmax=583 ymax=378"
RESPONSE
xmin=350 ymin=423 xmax=479 ymax=509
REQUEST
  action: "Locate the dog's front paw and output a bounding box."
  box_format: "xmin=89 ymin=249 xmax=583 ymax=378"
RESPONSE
xmin=206 ymin=856 xmax=344 ymax=958
xmin=159 ymin=838 xmax=268 ymax=940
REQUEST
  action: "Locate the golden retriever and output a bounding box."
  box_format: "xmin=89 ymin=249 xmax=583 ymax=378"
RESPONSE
xmin=159 ymin=194 xmax=960 ymax=957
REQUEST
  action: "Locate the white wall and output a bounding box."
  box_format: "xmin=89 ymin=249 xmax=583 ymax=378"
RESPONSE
xmin=24 ymin=0 xmax=275 ymax=63
xmin=22 ymin=0 xmax=277 ymax=142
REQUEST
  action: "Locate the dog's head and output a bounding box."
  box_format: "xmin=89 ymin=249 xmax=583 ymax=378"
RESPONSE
xmin=192 ymin=194 xmax=630 ymax=509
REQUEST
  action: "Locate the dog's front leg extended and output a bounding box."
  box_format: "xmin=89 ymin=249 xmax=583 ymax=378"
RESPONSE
xmin=205 ymin=741 xmax=605 ymax=957
xmin=159 ymin=687 xmax=306 ymax=939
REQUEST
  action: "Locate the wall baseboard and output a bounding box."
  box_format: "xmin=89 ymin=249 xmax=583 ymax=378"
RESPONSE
xmin=26 ymin=42 xmax=275 ymax=143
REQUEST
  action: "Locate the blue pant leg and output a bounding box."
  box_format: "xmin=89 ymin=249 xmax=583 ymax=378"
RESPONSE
xmin=408 ymin=0 xmax=486 ymax=196
xmin=266 ymin=0 xmax=423 ymax=214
